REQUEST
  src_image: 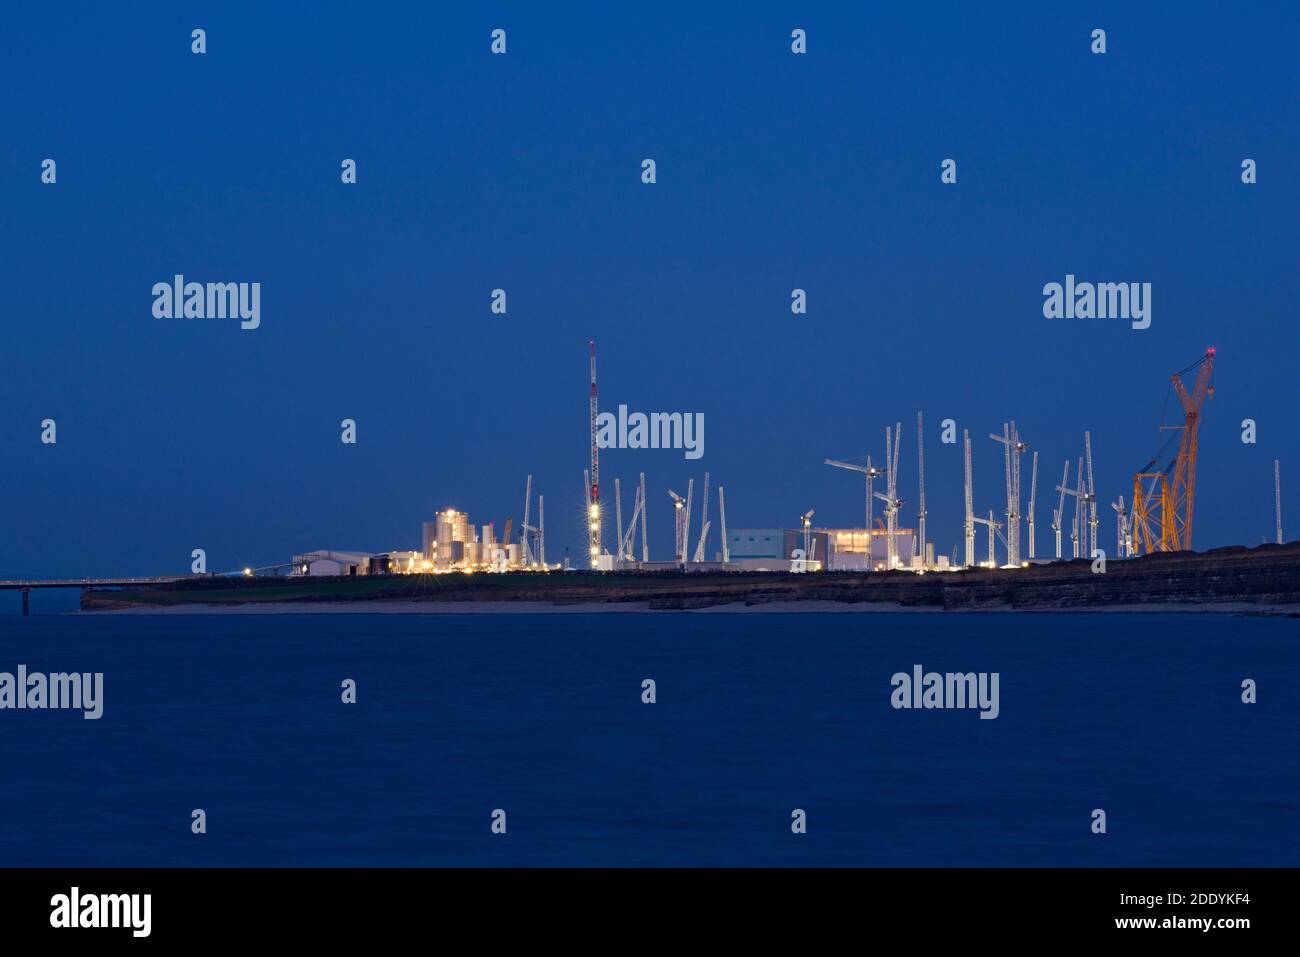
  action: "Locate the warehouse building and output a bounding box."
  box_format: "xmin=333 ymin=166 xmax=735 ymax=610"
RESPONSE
xmin=293 ymin=550 xmax=373 ymax=577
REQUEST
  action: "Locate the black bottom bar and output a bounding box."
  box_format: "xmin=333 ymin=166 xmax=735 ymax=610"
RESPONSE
xmin=0 ymin=867 xmax=1283 ymax=943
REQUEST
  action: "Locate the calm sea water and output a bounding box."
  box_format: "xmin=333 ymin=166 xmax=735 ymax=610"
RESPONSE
xmin=0 ymin=612 xmax=1296 ymax=866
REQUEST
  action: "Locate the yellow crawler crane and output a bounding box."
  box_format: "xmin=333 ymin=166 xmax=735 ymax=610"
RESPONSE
xmin=1131 ymin=349 xmax=1215 ymax=554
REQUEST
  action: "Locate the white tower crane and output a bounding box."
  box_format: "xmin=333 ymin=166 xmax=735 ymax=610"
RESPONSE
xmin=1052 ymin=460 xmax=1069 ymax=559
xmin=873 ymin=424 xmax=904 ymax=569
xmin=989 ymin=422 xmax=1027 ymax=566
xmin=963 ymin=429 xmax=975 ymax=569
xmin=1056 ymin=458 xmax=1087 ymax=558
xmin=692 ymin=472 xmax=711 ymax=563
xmin=1084 ymin=431 xmax=1099 ymax=556
xmin=521 ymin=473 xmax=534 ymax=566
xmin=683 ymin=478 xmax=694 ymax=566
xmin=618 ymin=481 xmax=643 ymax=565
xmin=588 ymin=341 xmax=601 ymax=567
xmin=538 ymin=495 xmax=545 ymax=567
xmin=1111 ymin=495 xmax=1128 ymax=559
xmin=891 ymin=423 xmax=902 ymax=567
xmin=639 ymin=472 xmax=649 ymax=562
xmin=1070 ymin=496 xmax=1079 ymax=558
xmin=972 ymin=511 xmax=1001 ymax=568
xmin=667 ymin=489 xmax=685 ymax=565
xmin=718 ymin=486 xmax=730 ymax=563
xmin=800 ymin=509 xmax=815 ymax=571
xmin=613 ymin=478 xmax=623 ymax=567
xmin=1275 ymin=459 xmax=1283 ymax=545
xmin=991 ymin=424 xmax=1014 ymax=566
xmin=1073 ymin=458 xmax=1085 ymax=557
xmin=916 ymin=411 xmax=927 ymax=569
xmin=1027 ymin=450 xmax=1039 ymax=560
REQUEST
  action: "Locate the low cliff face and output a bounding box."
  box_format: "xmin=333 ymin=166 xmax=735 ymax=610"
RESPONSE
xmin=929 ymin=544 xmax=1300 ymax=610
xmin=81 ymin=542 xmax=1300 ymax=613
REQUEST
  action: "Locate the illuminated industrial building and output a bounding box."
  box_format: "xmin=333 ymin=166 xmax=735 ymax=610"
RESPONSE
xmin=293 ymin=506 xmax=548 ymax=577
xmin=725 ymin=527 xmax=933 ymax=572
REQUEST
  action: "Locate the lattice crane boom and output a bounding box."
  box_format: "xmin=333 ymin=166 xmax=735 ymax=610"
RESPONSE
xmin=1132 ymin=350 xmax=1215 ymax=554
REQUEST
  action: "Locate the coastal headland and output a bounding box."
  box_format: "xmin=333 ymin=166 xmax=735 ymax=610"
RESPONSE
xmin=79 ymin=542 xmax=1300 ymax=614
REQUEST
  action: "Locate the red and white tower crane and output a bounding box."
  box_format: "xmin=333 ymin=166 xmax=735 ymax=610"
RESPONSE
xmin=588 ymin=341 xmax=602 ymax=567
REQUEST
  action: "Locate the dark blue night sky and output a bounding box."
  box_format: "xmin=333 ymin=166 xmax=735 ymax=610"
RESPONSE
xmin=3 ymin=3 xmax=1297 ymax=577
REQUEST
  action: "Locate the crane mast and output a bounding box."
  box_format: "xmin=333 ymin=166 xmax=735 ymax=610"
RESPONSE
xmin=587 ymin=341 xmax=602 ymax=566
xmin=1111 ymin=495 xmax=1127 ymax=559
xmin=872 ymin=424 xmax=903 ymax=568
xmin=718 ymin=486 xmax=730 ymax=563
xmin=639 ymin=472 xmax=649 ymax=562
xmin=521 ymin=473 xmax=533 ymax=565
xmin=989 ymin=421 xmax=1027 ymax=566
xmin=1027 ymin=450 xmax=1038 ymax=559
xmin=683 ymin=478 xmax=694 ymax=565
xmin=1074 ymin=458 xmax=1085 ymax=558
xmin=972 ymin=511 xmax=1001 ymax=567
xmin=891 ymin=423 xmax=902 ymax=568
xmin=614 ymin=478 xmax=623 ymax=566
xmin=884 ymin=426 xmax=895 ymax=568
xmin=866 ymin=455 xmax=875 ymax=543
xmin=916 ymin=411 xmax=927 ymax=568
xmin=693 ymin=472 xmax=711 ymax=562
xmin=1055 ymin=457 xmax=1087 ymax=559
xmin=618 ymin=481 xmax=643 ymax=565
xmin=963 ymin=429 xmax=975 ymax=568
xmin=668 ymin=489 xmax=684 ymax=565
xmin=1084 ymin=430 xmax=1098 ymax=556
xmin=1001 ymin=424 xmax=1014 ymax=565
xmin=1052 ymin=460 xmax=1069 ymax=559
xmin=1276 ymin=460 xmax=1284 ymax=545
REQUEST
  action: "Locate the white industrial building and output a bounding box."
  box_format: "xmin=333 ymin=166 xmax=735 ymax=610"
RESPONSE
xmin=292 ymin=550 xmax=373 ymax=577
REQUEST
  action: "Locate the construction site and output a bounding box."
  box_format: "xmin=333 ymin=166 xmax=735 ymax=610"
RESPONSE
xmin=570 ymin=344 xmax=1263 ymax=576
xmin=265 ymin=343 xmax=1289 ymax=586
xmin=63 ymin=339 xmax=1300 ymax=614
